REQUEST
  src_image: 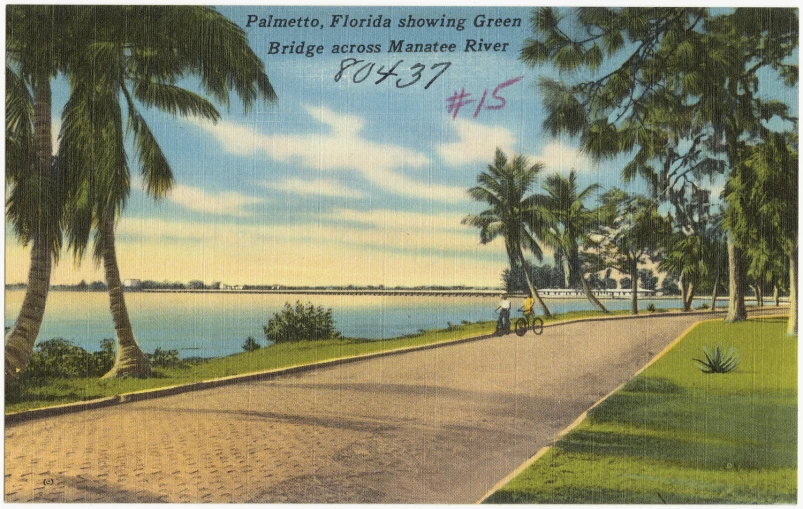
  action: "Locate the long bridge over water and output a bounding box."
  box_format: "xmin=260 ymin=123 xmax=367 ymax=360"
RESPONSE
xmin=139 ymin=288 xmax=660 ymax=298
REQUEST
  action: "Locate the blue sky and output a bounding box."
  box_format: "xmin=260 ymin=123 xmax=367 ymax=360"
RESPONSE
xmin=5 ymin=6 xmax=796 ymax=287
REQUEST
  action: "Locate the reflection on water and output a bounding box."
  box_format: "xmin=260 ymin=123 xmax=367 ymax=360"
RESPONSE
xmin=5 ymin=290 xmax=691 ymax=359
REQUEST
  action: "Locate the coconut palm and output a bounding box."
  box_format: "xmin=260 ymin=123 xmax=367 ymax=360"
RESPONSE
xmin=57 ymin=6 xmax=277 ymax=377
xmin=463 ymin=149 xmax=552 ymax=317
xmin=537 ymin=171 xmax=608 ymax=312
xmin=4 ymin=6 xmax=87 ymax=381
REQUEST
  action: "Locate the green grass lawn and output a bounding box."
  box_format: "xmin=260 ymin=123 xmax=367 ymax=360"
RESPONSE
xmin=6 ymin=309 xmax=632 ymax=413
xmin=485 ymin=317 xmax=797 ymax=504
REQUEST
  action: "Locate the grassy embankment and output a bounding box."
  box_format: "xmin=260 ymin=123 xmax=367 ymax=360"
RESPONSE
xmin=6 ymin=309 xmax=632 ymax=413
xmin=485 ymin=317 xmax=797 ymax=504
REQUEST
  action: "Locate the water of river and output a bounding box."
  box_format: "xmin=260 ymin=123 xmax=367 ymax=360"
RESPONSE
xmin=5 ymin=291 xmax=690 ymax=359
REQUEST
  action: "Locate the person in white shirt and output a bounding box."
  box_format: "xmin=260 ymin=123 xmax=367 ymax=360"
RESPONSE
xmin=495 ymin=294 xmax=511 ymax=330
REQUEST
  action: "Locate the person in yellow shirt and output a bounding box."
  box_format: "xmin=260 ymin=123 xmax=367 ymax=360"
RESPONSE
xmin=520 ymin=295 xmax=534 ymax=317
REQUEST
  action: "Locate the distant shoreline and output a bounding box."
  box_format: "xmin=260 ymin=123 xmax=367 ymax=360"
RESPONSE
xmin=3 ymin=287 xmax=736 ymax=301
xmin=6 ymin=287 xmax=783 ymax=303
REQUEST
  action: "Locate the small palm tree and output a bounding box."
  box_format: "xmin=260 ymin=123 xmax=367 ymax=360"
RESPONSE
xmin=537 ymin=171 xmax=608 ymax=312
xmin=58 ymin=6 xmax=277 ymax=377
xmin=463 ymin=149 xmax=552 ymax=317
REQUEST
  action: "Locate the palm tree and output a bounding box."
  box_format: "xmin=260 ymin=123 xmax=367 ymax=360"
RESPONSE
xmin=463 ymin=149 xmax=552 ymax=317
xmin=4 ymin=6 xmax=85 ymax=381
xmin=537 ymin=171 xmax=608 ymax=312
xmin=57 ymin=6 xmax=277 ymax=377
xmin=660 ymin=234 xmax=705 ymax=311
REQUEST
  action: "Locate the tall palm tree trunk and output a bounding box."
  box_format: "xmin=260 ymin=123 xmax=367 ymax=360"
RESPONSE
xmin=5 ymin=78 xmax=53 ymax=382
xmin=788 ymin=247 xmax=797 ymax=336
xmin=101 ymin=214 xmax=152 ymax=378
xmin=683 ymin=282 xmax=696 ymax=312
xmin=679 ymin=272 xmax=695 ymax=311
xmin=630 ymin=258 xmax=639 ymax=315
xmin=725 ymin=237 xmax=747 ymax=322
xmin=518 ymin=248 xmax=551 ymax=317
xmin=569 ymin=253 xmax=608 ymax=312
xmin=711 ymin=273 xmax=720 ymax=312
xmin=754 ymin=283 xmax=763 ymax=307
xmin=5 ymin=237 xmax=51 ymax=381
xmin=580 ymin=276 xmax=609 ymax=313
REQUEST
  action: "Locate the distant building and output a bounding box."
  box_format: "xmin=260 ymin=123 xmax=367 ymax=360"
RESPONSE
xmin=123 ymin=279 xmax=142 ymax=289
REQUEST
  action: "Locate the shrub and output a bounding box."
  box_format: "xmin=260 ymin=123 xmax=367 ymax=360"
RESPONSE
xmin=697 ymin=303 xmax=710 ymax=310
xmin=148 ymin=348 xmax=180 ymax=368
xmin=646 ymin=303 xmax=657 ymax=313
xmin=264 ymin=301 xmax=341 ymax=344
xmin=20 ymin=338 xmax=115 ymax=380
xmin=694 ymin=346 xmax=740 ymax=374
xmin=242 ymin=336 xmax=261 ymax=352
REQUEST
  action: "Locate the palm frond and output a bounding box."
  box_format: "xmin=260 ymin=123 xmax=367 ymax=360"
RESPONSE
xmin=121 ymin=86 xmax=174 ymax=199
xmin=129 ymin=6 xmax=277 ymax=111
xmin=132 ymin=80 xmax=221 ymax=122
xmin=5 ymin=66 xmax=34 ymax=184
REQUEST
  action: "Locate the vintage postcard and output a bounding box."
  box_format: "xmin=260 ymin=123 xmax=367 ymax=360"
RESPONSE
xmin=4 ymin=5 xmax=797 ymax=503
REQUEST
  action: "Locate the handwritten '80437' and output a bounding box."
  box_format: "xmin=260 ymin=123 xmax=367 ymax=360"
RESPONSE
xmin=334 ymin=58 xmax=451 ymax=89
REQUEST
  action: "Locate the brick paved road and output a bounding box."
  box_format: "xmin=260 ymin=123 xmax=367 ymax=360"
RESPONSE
xmin=4 ymin=313 xmax=759 ymax=503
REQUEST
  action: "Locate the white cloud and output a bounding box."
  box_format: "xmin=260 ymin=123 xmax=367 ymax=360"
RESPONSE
xmin=168 ymin=184 xmax=262 ymax=217
xmin=10 ymin=209 xmax=506 ymax=287
xmin=112 ymin=205 xmax=485 ymax=263
xmin=327 ymin=208 xmax=469 ymax=234
xmin=261 ymin=178 xmax=366 ymax=199
xmin=188 ymin=106 xmax=466 ymax=203
xmin=530 ymin=141 xmax=594 ymax=174
xmin=437 ymin=118 xmax=516 ymax=167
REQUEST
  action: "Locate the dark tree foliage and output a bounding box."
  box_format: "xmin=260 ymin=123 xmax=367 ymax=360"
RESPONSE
xmin=242 ymin=336 xmax=261 ymax=352
xmin=521 ymin=7 xmax=798 ymax=324
xmin=660 ymin=277 xmax=682 ymax=296
xmin=502 ymin=264 xmax=564 ymax=293
xmin=148 ymin=348 xmax=180 ymax=368
xmin=639 ymin=269 xmax=658 ymax=291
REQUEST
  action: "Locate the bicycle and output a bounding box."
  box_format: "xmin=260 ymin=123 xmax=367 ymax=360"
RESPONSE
xmin=514 ymin=311 xmax=544 ymax=336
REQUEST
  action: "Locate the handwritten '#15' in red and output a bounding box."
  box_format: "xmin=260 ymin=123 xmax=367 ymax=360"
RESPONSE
xmin=445 ymin=76 xmax=524 ymax=120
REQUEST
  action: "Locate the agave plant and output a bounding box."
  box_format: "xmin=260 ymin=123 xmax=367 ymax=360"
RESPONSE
xmin=694 ymin=346 xmax=741 ymax=374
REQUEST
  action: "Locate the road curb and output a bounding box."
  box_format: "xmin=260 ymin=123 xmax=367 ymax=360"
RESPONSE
xmin=6 ymin=307 xmax=787 ymax=425
xmin=4 ymin=330 xmax=496 ymax=424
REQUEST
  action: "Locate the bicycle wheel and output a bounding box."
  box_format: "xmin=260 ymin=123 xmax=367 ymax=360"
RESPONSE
xmin=531 ymin=317 xmax=544 ymax=335
xmin=514 ymin=317 xmax=528 ymax=336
